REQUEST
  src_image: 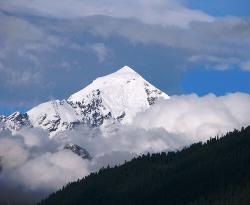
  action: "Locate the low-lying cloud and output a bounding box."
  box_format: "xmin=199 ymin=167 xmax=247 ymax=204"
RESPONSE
xmin=134 ymin=92 xmax=250 ymax=141
xmin=0 ymin=92 xmax=250 ymax=203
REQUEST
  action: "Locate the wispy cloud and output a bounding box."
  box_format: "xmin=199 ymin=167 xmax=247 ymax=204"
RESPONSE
xmin=1 ymin=0 xmax=213 ymax=28
xmin=89 ymin=43 xmax=110 ymax=62
xmin=240 ymin=60 xmax=250 ymax=71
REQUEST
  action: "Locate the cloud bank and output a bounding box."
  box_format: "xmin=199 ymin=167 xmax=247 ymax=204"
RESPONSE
xmin=1 ymin=92 xmax=250 ymax=204
xmin=134 ymin=92 xmax=250 ymax=141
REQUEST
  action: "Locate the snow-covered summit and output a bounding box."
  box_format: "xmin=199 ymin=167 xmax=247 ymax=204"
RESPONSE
xmin=68 ymin=66 xmax=141 ymax=102
xmin=68 ymin=65 xmax=169 ymax=125
xmin=2 ymin=66 xmax=169 ymax=135
xmin=115 ymin=65 xmax=139 ymax=74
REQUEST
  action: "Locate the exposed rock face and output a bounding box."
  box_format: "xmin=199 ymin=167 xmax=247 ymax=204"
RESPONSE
xmin=64 ymin=144 xmax=91 ymax=160
xmin=68 ymin=89 xmax=112 ymax=127
xmin=144 ymin=82 xmax=165 ymax=105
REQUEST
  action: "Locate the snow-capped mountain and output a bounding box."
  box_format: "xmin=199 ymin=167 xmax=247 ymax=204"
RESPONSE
xmin=1 ymin=66 xmax=169 ymax=136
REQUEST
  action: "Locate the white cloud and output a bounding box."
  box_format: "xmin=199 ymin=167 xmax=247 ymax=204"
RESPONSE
xmin=1 ymin=0 xmax=213 ymax=28
xmin=16 ymin=150 xmax=89 ymax=191
xmin=134 ymin=93 xmax=250 ymax=141
xmin=0 ymin=130 xmax=89 ymax=202
xmin=0 ymin=14 xmax=58 ymax=88
xmin=18 ymin=128 xmax=50 ymax=147
xmin=56 ymin=125 xmax=188 ymax=157
xmin=188 ymin=55 xmax=239 ymax=70
xmin=0 ymin=138 xmax=29 ymax=169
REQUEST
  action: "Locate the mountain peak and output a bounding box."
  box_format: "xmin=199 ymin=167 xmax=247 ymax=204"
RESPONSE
xmin=67 ymin=65 xmax=169 ymax=126
xmin=116 ymin=66 xmax=137 ymax=74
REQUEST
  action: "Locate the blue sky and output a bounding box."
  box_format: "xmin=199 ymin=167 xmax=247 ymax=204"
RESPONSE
xmin=182 ymin=67 xmax=250 ymax=96
xmin=0 ymin=0 xmax=250 ymax=115
xmin=187 ymin=0 xmax=250 ymax=16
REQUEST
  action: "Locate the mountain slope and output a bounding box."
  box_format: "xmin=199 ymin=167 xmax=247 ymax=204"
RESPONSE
xmin=1 ymin=66 xmax=169 ymax=136
xmin=38 ymin=126 xmax=250 ymax=205
xmin=27 ymin=100 xmax=81 ymax=133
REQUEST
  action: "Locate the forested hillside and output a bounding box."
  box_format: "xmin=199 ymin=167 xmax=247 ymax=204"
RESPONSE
xmin=39 ymin=126 xmax=250 ymax=205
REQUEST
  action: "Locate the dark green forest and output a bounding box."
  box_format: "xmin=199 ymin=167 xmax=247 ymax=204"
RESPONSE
xmin=39 ymin=126 xmax=250 ymax=205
